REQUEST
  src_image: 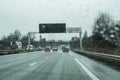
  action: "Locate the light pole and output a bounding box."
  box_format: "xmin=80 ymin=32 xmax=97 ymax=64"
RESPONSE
xmin=27 ymin=32 xmax=39 ymax=46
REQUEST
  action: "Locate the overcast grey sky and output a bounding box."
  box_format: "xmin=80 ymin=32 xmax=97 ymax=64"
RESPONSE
xmin=0 ymin=0 xmax=120 ymax=41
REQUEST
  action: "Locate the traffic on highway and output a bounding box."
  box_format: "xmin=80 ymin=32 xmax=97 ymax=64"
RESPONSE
xmin=0 ymin=51 xmax=120 ymax=80
xmin=0 ymin=0 xmax=120 ymax=80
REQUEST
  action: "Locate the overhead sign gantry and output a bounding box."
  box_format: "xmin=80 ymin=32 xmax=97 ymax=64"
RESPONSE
xmin=28 ymin=23 xmax=83 ymax=50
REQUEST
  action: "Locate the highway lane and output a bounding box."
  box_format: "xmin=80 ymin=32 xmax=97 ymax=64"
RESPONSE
xmin=0 ymin=51 xmax=120 ymax=80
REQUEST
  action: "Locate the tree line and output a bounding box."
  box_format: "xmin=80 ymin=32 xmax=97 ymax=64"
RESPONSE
xmin=71 ymin=12 xmax=120 ymax=52
xmin=0 ymin=30 xmax=35 ymax=49
xmin=82 ymin=12 xmax=120 ymax=55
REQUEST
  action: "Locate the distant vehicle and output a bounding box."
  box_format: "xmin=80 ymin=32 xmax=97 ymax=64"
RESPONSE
xmin=52 ymin=46 xmax=58 ymax=51
xmin=26 ymin=44 xmax=34 ymax=51
xmin=36 ymin=47 xmax=43 ymax=51
xmin=62 ymin=47 xmax=69 ymax=52
xmin=62 ymin=46 xmax=65 ymax=51
xmin=10 ymin=41 xmax=22 ymax=53
xmin=0 ymin=41 xmax=22 ymax=54
xmin=44 ymin=46 xmax=51 ymax=52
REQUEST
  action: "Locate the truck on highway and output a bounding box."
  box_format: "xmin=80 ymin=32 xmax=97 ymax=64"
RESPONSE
xmin=0 ymin=41 xmax=22 ymax=55
xmin=10 ymin=41 xmax=22 ymax=53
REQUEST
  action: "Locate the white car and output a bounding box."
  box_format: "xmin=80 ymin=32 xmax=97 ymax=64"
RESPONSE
xmin=27 ymin=45 xmax=34 ymax=51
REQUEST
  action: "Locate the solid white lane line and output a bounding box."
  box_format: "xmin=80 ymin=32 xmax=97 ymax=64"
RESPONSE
xmin=75 ymin=58 xmax=100 ymax=80
xmin=30 ymin=62 xmax=37 ymax=66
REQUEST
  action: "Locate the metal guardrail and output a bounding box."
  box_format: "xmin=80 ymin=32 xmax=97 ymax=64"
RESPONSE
xmin=0 ymin=49 xmax=39 ymax=55
xmin=0 ymin=49 xmax=25 ymax=55
xmin=80 ymin=51 xmax=120 ymax=61
xmin=72 ymin=49 xmax=120 ymax=68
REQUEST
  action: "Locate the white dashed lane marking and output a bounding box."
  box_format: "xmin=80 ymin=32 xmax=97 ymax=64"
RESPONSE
xmin=30 ymin=62 xmax=37 ymax=66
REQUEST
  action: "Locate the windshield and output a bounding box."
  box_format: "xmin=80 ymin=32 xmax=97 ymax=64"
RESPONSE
xmin=0 ymin=0 xmax=120 ymax=80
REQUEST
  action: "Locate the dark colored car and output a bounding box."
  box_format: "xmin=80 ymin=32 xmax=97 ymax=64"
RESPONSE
xmin=62 ymin=47 xmax=69 ymax=52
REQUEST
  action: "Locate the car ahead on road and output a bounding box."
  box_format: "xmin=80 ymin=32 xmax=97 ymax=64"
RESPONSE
xmin=44 ymin=46 xmax=51 ymax=52
xmin=35 ymin=47 xmax=43 ymax=51
xmin=62 ymin=47 xmax=69 ymax=52
xmin=52 ymin=47 xmax=58 ymax=51
xmin=26 ymin=45 xmax=34 ymax=51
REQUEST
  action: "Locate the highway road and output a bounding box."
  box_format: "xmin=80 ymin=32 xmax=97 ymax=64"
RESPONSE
xmin=0 ymin=51 xmax=120 ymax=80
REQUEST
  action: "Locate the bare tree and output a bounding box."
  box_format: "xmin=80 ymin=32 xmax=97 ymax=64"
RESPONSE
xmin=83 ymin=31 xmax=88 ymax=39
xmin=93 ymin=12 xmax=114 ymax=34
xmin=14 ymin=30 xmax=22 ymax=41
xmin=93 ymin=12 xmax=120 ymax=46
xmin=27 ymin=33 xmax=35 ymax=42
xmin=70 ymin=37 xmax=80 ymax=49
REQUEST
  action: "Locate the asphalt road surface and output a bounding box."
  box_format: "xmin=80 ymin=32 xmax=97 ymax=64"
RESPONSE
xmin=0 ymin=50 xmax=120 ymax=80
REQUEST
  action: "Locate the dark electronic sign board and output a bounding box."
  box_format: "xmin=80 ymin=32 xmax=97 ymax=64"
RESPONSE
xmin=39 ymin=23 xmax=66 ymax=33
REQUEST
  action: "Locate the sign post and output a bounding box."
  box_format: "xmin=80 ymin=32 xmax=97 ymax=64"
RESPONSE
xmin=79 ymin=28 xmax=83 ymax=51
xmin=66 ymin=27 xmax=83 ymax=50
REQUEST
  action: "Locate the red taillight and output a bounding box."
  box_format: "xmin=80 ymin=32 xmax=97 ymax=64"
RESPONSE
xmin=45 ymin=48 xmax=50 ymax=51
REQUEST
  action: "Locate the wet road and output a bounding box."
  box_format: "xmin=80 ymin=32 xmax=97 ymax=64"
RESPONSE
xmin=0 ymin=51 xmax=120 ymax=80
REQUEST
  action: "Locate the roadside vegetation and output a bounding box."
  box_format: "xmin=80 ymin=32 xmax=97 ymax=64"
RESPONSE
xmin=82 ymin=12 xmax=120 ymax=56
xmin=0 ymin=30 xmax=35 ymax=50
